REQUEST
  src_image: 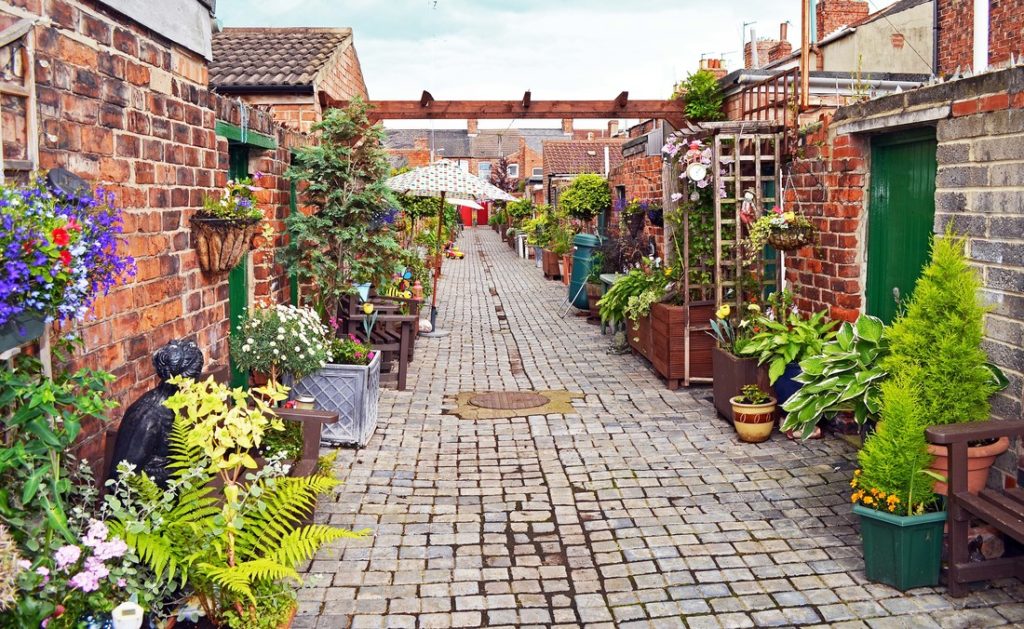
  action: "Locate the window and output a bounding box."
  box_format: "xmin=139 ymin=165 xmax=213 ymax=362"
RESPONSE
xmin=507 ymin=163 xmax=519 ymax=178
xmin=532 ymin=167 xmax=543 ymax=178
xmin=478 ymin=162 xmax=492 ymax=180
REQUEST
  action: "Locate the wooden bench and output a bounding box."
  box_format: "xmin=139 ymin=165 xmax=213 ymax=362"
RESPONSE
xmin=925 ymin=419 xmax=1024 ymax=597
xmin=338 ymin=294 xmax=420 ymax=391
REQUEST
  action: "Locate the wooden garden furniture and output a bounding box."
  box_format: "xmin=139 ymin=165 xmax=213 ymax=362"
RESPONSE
xmin=925 ymin=419 xmax=1024 ymax=597
xmin=337 ymin=294 xmax=420 ymax=391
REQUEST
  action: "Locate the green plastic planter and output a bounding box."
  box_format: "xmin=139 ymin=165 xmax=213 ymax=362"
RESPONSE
xmin=854 ymin=504 xmax=946 ymax=591
xmin=0 ymin=312 xmax=46 ymax=354
xmin=568 ymin=234 xmax=600 ymax=310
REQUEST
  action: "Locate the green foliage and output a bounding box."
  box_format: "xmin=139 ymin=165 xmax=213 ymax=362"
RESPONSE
xmin=105 ymin=378 xmax=367 ymax=627
xmin=201 ymin=177 xmax=263 ymax=221
xmin=280 ymin=98 xmax=402 ymax=318
xmin=559 ymin=174 xmax=611 ymax=222
xmin=883 ymin=231 xmax=996 ymax=426
xmin=597 ymin=265 xmax=667 ymax=325
xmin=505 ymin=198 xmax=534 ymax=222
xmin=782 ymin=314 xmax=888 ymax=438
xmin=739 ymin=300 xmax=837 ymax=384
xmin=673 ymin=69 xmax=725 ymax=121
xmin=855 ymin=375 xmax=938 ymax=515
xmin=738 ymin=384 xmax=772 ymax=405
xmin=229 ymin=303 xmax=330 ymax=384
xmin=547 ymin=223 xmax=574 ymax=256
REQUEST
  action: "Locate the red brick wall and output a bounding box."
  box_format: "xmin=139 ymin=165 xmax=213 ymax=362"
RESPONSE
xmin=938 ymin=0 xmax=1024 ymax=74
xmin=608 ymin=153 xmax=665 ymax=257
xmin=2 ymin=0 xmax=304 ymax=464
xmin=316 ymin=40 xmax=368 ymax=102
xmin=783 ymin=113 xmax=868 ymax=322
xmin=817 ymin=0 xmax=870 ymax=40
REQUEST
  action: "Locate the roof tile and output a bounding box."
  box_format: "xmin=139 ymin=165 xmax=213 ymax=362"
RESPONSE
xmin=542 ymin=140 xmax=625 ymax=176
xmin=211 ymin=27 xmax=352 ymax=89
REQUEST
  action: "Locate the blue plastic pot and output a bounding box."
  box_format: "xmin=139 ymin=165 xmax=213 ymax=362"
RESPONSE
xmin=773 ymin=361 xmax=803 ymax=407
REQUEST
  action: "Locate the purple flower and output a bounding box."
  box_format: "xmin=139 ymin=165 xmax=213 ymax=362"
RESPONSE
xmin=92 ymin=537 xmax=128 ymax=561
xmin=54 ymin=545 xmax=81 ymax=571
xmin=83 ymin=520 xmax=109 ymax=547
xmin=69 ymin=570 xmax=100 ymax=592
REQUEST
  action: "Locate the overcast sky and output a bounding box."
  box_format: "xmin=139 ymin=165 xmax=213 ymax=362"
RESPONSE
xmin=215 ymin=0 xmax=897 ymax=129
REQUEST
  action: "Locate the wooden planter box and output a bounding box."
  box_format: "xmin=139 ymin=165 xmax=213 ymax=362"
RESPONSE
xmin=561 ymin=254 xmax=573 ymax=286
xmin=712 ymin=346 xmax=770 ymax=421
xmin=542 ymin=249 xmax=562 ymax=280
xmin=627 ymin=301 xmax=714 ymax=390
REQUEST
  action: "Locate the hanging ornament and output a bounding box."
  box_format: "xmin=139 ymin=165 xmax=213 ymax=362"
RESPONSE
xmin=686 ymin=163 xmax=707 ymax=182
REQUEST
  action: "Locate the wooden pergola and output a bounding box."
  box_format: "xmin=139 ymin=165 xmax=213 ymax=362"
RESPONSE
xmin=320 ymin=91 xmax=686 ymax=127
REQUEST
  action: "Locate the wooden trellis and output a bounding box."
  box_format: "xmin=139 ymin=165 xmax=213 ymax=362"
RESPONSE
xmin=0 ymin=18 xmax=39 ymax=184
xmin=666 ymin=121 xmax=783 ymax=313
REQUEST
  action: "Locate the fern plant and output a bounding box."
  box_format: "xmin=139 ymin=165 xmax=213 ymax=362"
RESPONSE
xmin=105 ymin=378 xmax=366 ymax=627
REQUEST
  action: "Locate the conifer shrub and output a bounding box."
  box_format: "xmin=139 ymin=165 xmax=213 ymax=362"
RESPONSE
xmin=882 ymin=231 xmax=996 ymax=426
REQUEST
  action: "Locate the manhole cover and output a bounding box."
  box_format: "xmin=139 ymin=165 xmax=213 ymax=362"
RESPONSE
xmin=468 ymin=391 xmax=550 ymax=410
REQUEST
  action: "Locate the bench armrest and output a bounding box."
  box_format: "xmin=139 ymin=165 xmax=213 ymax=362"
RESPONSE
xmin=926 ymin=419 xmax=1024 ymax=445
xmin=274 ymin=408 xmax=339 ymax=425
xmin=273 ymin=408 xmax=339 ymax=470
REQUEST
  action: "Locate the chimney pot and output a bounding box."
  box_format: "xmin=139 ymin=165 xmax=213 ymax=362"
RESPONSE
xmin=561 ymin=118 xmax=573 ymax=135
xmin=780 ymin=22 xmax=788 ymax=41
xmin=608 ymin=120 xmax=620 ymax=136
xmin=467 ymin=118 xmax=478 ymax=136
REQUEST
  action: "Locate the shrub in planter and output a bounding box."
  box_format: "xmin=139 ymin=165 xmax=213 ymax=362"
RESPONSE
xmin=730 ymin=384 xmax=776 ymax=443
xmin=291 ymin=335 xmax=381 ymax=447
xmin=229 ymin=303 xmax=330 ymax=387
xmin=851 ymin=374 xmax=945 ymax=591
xmin=559 ymin=174 xmax=610 ymax=225
xmin=192 ymin=177 xmax=264 ymax=273
xmin=883 ymin=231 xmax=1009 ymax=493
xmin=0 ymin=177 xmax=134 ymax=350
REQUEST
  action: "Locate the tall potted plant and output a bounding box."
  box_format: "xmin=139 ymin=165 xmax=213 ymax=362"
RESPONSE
xmin=884 ymin=232 xmax=1008 ymax=493
xmin=560 ymin=173 xmax=611 ymax=233
xmin=851 ymin=374 xmax=946 ymax=591
xmin=279 ymin=98 xmax=403 ymax=321
xmin=230 ymin=303 xmax=330 ymax=389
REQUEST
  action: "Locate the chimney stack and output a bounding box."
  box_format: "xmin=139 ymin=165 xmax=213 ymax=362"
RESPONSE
xmin=561 ymin=118 xmax=573 ymax=136
xmin=467 ymin=118 xmax=478 ymax=136
xmin=816 ymin=0 xmax=869 ymax=41
xmin=780 ymin=21 xmax=788 ymax=41
xmin=608 ymin=120 xmax=620 ymax=137
xmin=699 ymin=57 xmax=728 ymax=80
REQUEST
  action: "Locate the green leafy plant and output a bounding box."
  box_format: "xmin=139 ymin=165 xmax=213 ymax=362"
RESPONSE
xmin=883 ymin=231 xmax=1000 ymax=427
xmin=708 ymin=302 xmax=762 ymax=355
xmin=547 ymin=224 xmax=574 ymax=256
xmin=597 ymin=263 xmax=667 ymax=325
xmin=781 ymin=314 xmax=887 ymax=438
xmin=505 ymin=198 xmax=533 ymax=223
xmin=851 ymin=374 xmax=941 ymax=516
xmin=106 ymin=378 xmax=365 ymax=628
xmin=280 ymin=98 xmax=403 ymax=318
xmin=737 ymin=384 xmax=772 ymax=405
xmin=739 ymin=297 xmax=837 ymax=384
xmin=586 ymin=252 xmax=605 ymax=285
xmin=744 ymin=208 xmax=815 ymax=263
xmin=672 ymin=69 xmax=725 ymax=121
xmin=200 ymin=176 xmax=263 ymax=222
xmin=559 ymin=174 xmax=611 ymax=223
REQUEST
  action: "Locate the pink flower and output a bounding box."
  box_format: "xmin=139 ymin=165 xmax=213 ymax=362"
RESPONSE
xmin=69 ymin=570 xmax=100 ymax=592
xmin=36 ymin=567 xmax=50 ymax=584
xmin=55 ymin=545 xmax=81 ymax=571
xmin=117 ymin=578 xmax=127 ymax=588
xmin=83 ymin=520 xmax=109 ymax=547
xmin=84 ymin=556 xmax=110 ymax=580
xmin=92 ymin=537 xmax=127 ymax=561
xmin=17 ymin=560 xmax=30 ymax=571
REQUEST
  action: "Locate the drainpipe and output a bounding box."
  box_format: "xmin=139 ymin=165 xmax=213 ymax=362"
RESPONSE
xmin=933 ymin=0 xmax=940 ymax=74
xmin=973 ymin=0 xmax=989 ymax=71
xmin=809 ymin=0 xmax=817 ymax=43
xmin=604 ymin=146 xmax=610 ymax=176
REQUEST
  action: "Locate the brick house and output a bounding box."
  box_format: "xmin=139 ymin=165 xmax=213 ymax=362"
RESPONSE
xmin=607 ymin=119 xmax=668 ymax=255
xmin=542 ymin=138 xmax=625 ymax=227
xmin=210 ymin=27 xmax=368 ymax=132
xmin=0 ymin=0 xmax=308 ymax=465
xmin=938 ymin=0 xmax=1024 ymax=74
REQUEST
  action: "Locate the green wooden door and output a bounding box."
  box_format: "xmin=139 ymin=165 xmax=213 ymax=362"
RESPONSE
xmin=289 ymin=178 xmax=299 ymax=306
xmin=228 ymin=144 xmax=250 ymax=387
xmin=866 ymin=129 xmax=937 ymax=323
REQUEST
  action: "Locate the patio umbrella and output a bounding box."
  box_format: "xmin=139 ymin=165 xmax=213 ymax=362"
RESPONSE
xmin=386 ymin=160 xmax=514 ymax=334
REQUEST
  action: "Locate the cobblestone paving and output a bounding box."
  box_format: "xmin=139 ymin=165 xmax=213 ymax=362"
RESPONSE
xmin=297 ymin=228 xmax=1024 ymax=628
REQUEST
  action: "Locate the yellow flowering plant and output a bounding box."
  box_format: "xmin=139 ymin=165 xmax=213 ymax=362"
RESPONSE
xmin=708 ymin=301 xmax=763 ymax=356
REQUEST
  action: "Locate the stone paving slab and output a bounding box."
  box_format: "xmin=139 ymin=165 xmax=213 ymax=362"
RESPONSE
xmin=297 ymin=228 xmax=1024 ymax=628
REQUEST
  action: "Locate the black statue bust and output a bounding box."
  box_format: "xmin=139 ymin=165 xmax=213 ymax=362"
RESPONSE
xmin=108 ymin=339 xmax=204 ymax=487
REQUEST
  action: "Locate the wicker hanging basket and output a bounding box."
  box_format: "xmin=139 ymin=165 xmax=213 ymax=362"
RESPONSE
xmin=767 ymin=225 xmax=815 ymax=251
xmin=190 ymin=215 xmax=260 ymax=273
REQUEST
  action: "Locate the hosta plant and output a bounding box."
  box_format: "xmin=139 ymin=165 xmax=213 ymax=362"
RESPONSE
xmin=105 ymin=378 xmax=365 ymax=628
xmin=781 ymin=314 xmax=887 ymax=438
xmin=739 ymin=301 xmax=837 ymax=384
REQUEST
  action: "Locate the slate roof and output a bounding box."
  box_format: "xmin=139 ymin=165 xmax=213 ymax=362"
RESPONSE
xmin=210 ymin=28 xmax=352 ymax=91
xmin=384 ymin=128 xmax=574 ymax=159
xmin=543 ymin=140 xmax=625 ymax=176
xmin=385 ymin=130 xmax=471 ymax=158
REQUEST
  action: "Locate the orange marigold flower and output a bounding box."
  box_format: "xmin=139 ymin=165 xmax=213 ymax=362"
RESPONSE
xmin=863 ymin=496 xmax=874 ymax=505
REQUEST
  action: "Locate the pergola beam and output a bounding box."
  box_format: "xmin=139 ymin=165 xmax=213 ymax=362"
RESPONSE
xmin=320 ymin=92 xmax=685 ymax=126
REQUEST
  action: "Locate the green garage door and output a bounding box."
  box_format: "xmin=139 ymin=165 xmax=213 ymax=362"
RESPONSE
xmin=866 ymin=129 xmax=937 ymax=324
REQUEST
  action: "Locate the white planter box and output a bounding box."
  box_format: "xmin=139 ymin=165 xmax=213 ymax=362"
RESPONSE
xmin=291 ymin=351 xmax=381 ymax=447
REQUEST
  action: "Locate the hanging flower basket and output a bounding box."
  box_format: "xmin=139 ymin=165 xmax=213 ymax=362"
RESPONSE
xmin=767 ymin=224 xmax=815 ymax=251
xmin=190 ymin=215 xmax=260 ymax=273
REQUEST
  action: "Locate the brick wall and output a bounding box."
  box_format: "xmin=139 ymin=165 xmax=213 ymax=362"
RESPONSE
xmin=315 ymin=39 xmax=368 ymax=103
xmin=787 ymin=66 xmax=1024 ymax=488
xmin=1 ymin=0 xmax=304 ymax=464
xmin=939 ymin=0 xmax=1024 ymax=74
xmin=817 ymin=0 xmax=870 ymax=40
xmin=784 ymin=116 xmax=868 ymax=322
xmin=608 ymin=150 xmax=665 ymax=257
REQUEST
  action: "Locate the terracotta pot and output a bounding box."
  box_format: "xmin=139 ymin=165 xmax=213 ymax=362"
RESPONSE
xmin=561 ymin=254 xmax=572 ymax=285
xmin=731 ymin=396 xmax=777 ymax=443
xmin=712 ymin=346 xmax=769 ymax=421
xmin=927 ymin=437 xmax=1010 ymax=495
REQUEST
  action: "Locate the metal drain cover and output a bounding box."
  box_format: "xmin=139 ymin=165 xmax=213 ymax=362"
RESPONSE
xmin=468 ymin=391 xmax=550 ymax=410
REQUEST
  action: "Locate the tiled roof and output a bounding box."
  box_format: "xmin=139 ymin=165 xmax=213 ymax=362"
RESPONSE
xmin=210 ymin=28 xmax=352 ymax=90
xmin=385 ymin=130 xmax=470 ymax=157
xmin=543 ymin=140 xmax=625 ymax=176
xmin=470 ymin=129 xmax=569 ymax=157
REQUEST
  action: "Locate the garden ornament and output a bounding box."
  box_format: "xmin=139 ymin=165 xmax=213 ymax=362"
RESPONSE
xmin=107 ymin=339 xmax=205 ymax=487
